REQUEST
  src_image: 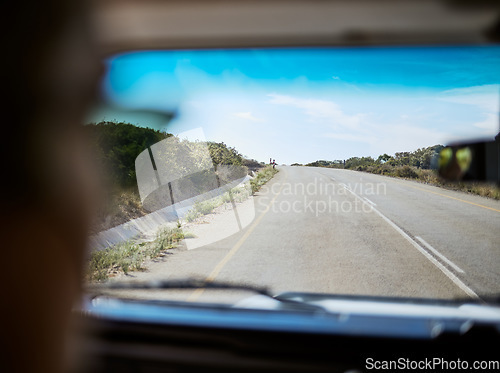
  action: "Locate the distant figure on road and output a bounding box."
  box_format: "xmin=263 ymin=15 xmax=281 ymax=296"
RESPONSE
xmin=272 ymin=159 xmax=276 ymax=169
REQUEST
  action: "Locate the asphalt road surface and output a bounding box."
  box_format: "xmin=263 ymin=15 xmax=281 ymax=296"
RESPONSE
xmin=110 ymin=166 xmax=500 ymax=302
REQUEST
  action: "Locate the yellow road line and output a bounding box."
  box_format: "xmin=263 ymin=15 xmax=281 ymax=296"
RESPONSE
xmin=394 ymin=180 xmax=500 ymax=213
xmin=187 ymin=179 xmax=285 ymax=301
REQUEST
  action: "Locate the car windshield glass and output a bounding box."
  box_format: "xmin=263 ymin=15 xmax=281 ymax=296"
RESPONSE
xmin=84 ymin=46 xmax=500 ymax=304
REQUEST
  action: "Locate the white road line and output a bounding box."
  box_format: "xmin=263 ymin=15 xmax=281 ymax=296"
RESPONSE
xmin=415 ymin=236 xmax=465 ymax=274
xmin=339 ymin=182 xmax=350 ymax=190
xmin=363 ymin=197 xmax=377 ymax=207
xmin=341 ymin=185 xmax=479 ymax=300
xmin=334 ymin=177 xmax=376 ymax=205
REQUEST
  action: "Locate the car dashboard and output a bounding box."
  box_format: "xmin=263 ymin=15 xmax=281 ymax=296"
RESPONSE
xmin=75 ymin=293 xmax=500 ymax=372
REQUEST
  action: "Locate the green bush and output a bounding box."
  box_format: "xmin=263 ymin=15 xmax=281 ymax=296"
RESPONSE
xmin=85 ymin=121 xmax=171 ymax=188
xmin=395 ymin=165 xmax=419 ymax=179
xmin=299 ymin=144 xmax=498 ymax=200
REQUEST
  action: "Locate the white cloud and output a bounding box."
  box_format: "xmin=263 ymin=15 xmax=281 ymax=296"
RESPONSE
xmin=267 ymin=93 xmax=363 ymax=129
xmin=438 ymin=84 xmax=499 ymax=135
xmin=372 ymin=123 xmax=447 ymax=154
xmin=267 ymin=93 xmax=447 ymax=152
xmin=325 ymin=121 xmax=448 ymax=154
xmin=232 ymin=111 xmax=264 ymax=122
xmin=438 ymin=84 xmax=500 ymax=112
xmin=324 ymin=132 xmax=375 ymax=144
xmin=473 ymin=112 xmax=499 ymax=131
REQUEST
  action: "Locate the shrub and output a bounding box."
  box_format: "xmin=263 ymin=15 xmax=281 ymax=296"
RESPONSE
xmin=395 ymin=165 xmax=419 ymax=179
xmin=250 ymin=166 xmax=278 ymax=194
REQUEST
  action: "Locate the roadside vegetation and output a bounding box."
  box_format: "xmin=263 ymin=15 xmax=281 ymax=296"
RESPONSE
xmin=86 ymin=165 xmax=280 ymax=282
xmin=183 ymin=165 xmax=279 ymax=223
xmin=250 ymin=165 xmax=279 ymax=194
xmin=85 ymin=122 xmax=170 ymax=232
xmin=183 ymin=184 xmax=252 ymax=222
xmin=84 ymin=121 xmax=279 ymax=281
xmin=85 ymin=121 xmax=264 ymax=232
xmin=86 ymin=226 xmax=186 ymax=282
xmin=303 ymin=145 xmax=500 ymax=200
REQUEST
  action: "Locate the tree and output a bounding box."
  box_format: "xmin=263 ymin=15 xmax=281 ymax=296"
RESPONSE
xmin=207 ymin=141 xmax=243 ymax=169
xmin=84 ymin=121 xmax=171 ymax=188
xmin=377 ymin=153 xmax=392 ymax=164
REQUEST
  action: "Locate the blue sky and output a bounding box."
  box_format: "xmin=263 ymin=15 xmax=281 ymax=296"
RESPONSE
xmin=98 ymin=46 xmax=500 ymax=164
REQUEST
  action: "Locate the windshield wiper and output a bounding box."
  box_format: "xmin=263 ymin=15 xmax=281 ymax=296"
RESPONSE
xmin=87 ymin=278 xmax=271 ymax=296
xmin=86 ymin=278 xmax=327 ymax=313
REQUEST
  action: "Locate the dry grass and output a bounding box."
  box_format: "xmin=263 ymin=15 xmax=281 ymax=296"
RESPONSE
xmin=86 ymin=226 xmax=185 ymax=282
xmin=184 ymin=183 xmax=254 ymax=222
xmin=250 ymin=166 xmax=279 ymax=194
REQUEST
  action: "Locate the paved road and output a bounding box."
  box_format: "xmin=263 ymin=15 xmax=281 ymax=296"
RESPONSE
xmin=111 ymin=166 xmax=500 ymax=302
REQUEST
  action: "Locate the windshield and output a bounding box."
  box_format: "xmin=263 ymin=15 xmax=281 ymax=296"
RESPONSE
xmin=85 ymin=46 xmax=500 ymax=304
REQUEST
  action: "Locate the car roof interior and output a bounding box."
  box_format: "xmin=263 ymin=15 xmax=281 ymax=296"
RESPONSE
xmin=92 ymin=0 xmax=500 ymax=54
